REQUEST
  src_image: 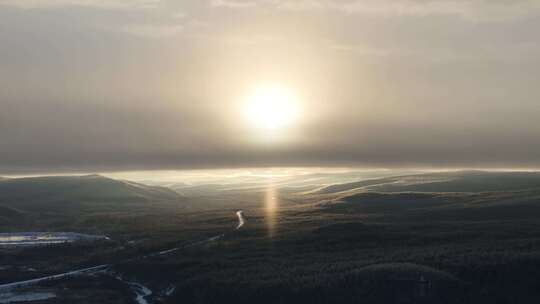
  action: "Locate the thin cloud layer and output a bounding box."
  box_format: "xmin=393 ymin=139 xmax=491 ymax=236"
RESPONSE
xmin=213 ymin=0 xmax=540 ymax=20
xmin=0 ymin=0 xmax=160 ymax=9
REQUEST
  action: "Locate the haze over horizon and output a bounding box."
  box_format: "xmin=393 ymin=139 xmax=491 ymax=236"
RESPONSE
xmin=2 ymin=0 xmax=540 ymax=174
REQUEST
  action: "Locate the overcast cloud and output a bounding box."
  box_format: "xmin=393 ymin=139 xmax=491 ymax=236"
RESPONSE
xmin=1 ymin=0 xmax=540 ymax=173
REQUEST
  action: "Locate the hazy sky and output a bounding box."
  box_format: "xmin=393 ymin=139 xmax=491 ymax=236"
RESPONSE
xmin=1 ymin=0 xmax=540 ymax=174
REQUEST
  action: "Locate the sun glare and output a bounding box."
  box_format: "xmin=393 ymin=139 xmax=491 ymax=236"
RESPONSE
xmin=244 ymin=85 xmax=300 ymax=131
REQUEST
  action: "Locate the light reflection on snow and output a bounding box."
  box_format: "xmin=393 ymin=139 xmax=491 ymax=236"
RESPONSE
xmin=264 ymin=185 xmax=279 ymax=238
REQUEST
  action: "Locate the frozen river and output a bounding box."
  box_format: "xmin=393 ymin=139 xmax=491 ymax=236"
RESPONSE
xmin=0 ymin=232 xmax=109 ymax=246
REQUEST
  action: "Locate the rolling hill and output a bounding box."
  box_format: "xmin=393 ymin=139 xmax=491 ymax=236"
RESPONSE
xmin=0 ymin=175 xmax=183 ymax=214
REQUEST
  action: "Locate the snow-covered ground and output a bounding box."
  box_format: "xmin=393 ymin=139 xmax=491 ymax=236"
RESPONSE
xmin=164 ymin=285 xmax=176 ymax=296
xmin=0 ymin=210 xmax=246 ymax=301
xmin=115 ymin=276 xmax=152 ymax=304
xmin=0 ymin=265 xmax=109 ymax=293
xmin=0 ymin=291 xmax=56 ymax=303
xmin=0 ymin=232 xmax=109 ymax=246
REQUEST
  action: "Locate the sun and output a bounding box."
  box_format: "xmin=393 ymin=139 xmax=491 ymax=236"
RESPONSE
xmin=243 ymin=85 xmax=300 ymax=131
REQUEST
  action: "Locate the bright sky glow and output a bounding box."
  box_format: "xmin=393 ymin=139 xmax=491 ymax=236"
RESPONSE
xmin=243 ymin=85 xmax=300 ymax=131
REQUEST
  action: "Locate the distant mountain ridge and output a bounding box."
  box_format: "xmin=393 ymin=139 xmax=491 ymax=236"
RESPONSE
xmin=314 ymin=171 xmax=540 ymax=194
xmin=0 ymin=175 xmax=182 ymax=214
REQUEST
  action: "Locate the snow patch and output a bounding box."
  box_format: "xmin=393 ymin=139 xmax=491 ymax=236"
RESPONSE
xmin=0 ymin=292 xmax=56 ymax=303
xmin=0 ymin=232 xmax=109 ymax=246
